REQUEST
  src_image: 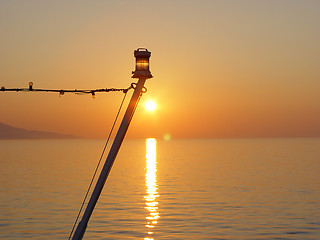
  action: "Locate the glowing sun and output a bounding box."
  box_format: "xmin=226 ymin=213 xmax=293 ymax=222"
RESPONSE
xmin=145 ymin=100 xmax=156 ymax=111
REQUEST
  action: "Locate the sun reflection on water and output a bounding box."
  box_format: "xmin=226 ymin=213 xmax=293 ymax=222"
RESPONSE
xmin=144 ymin=138 xmax=159 ymax=240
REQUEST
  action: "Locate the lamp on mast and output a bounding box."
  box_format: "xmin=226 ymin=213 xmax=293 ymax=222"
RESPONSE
xmin=71 ymin=48 xmax=152 ymax=240
xmin=132 ymin=48 xmax=153 ymax=79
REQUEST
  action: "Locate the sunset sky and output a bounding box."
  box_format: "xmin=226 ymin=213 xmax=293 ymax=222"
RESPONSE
xmin=1 ymin=0 xmax=319 ymax=139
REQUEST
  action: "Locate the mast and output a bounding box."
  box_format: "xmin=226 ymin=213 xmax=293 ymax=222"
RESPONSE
xmin=71 ymin=48 xmax=152 ymax=240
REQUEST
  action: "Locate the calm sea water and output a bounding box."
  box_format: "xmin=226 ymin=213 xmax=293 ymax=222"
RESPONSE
xmin=0 ymin=138 xmax=319 ymax=239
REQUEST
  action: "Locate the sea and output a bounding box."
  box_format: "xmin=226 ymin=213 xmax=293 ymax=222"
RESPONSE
xmin=0 ymin=138 xmax=319 ymax=239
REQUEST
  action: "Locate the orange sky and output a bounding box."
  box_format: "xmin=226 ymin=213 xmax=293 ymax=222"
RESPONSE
xmin=1 ymin=1 xmax=320 ymax=139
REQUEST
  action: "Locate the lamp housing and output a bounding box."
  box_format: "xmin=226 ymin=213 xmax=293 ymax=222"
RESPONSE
xmin=132 ymin=48 xmax=153 ymax=79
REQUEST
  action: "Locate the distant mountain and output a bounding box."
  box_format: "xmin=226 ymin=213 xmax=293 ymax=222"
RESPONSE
xmin=0 ymin=122 xmax=79 ymax=139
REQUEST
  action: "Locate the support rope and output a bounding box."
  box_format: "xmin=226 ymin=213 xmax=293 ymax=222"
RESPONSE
xmin=67 ymin=90 xmax=130 ymax=240
xmin=0 ymin=82 xmax=133 ymax=97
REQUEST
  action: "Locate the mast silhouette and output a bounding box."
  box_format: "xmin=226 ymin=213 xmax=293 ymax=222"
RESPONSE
xmin=71 ymin=48 xmax=152 ymax=240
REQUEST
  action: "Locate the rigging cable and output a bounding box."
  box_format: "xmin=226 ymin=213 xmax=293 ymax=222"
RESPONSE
xmin=67 ymin=89 xmax=130 ymax=240
xmin=0 ymin=82 xmax=133 ymax=97
xmin=68 ymin=83 xmax=145 ymax=239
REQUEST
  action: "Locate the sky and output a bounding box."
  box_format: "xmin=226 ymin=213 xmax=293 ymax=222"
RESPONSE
xmin=1 ymin=0 xmax=319 ymax=139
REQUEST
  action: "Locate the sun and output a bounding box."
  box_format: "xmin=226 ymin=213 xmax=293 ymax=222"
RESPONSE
xmin=145 ymin=100 xmax=156 ymax=111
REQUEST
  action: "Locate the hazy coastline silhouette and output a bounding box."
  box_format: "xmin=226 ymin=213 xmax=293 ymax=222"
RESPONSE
xmin=0 ymin=122 xmax=79 ymax=139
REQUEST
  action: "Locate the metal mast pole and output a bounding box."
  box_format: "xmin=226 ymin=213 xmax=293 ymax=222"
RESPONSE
xmin=71 ymin=48 xmax=152 ymax=240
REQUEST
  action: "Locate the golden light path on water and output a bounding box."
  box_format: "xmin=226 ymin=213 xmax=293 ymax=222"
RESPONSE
xmin=144 ymin=138 xmax=159 ymax=240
